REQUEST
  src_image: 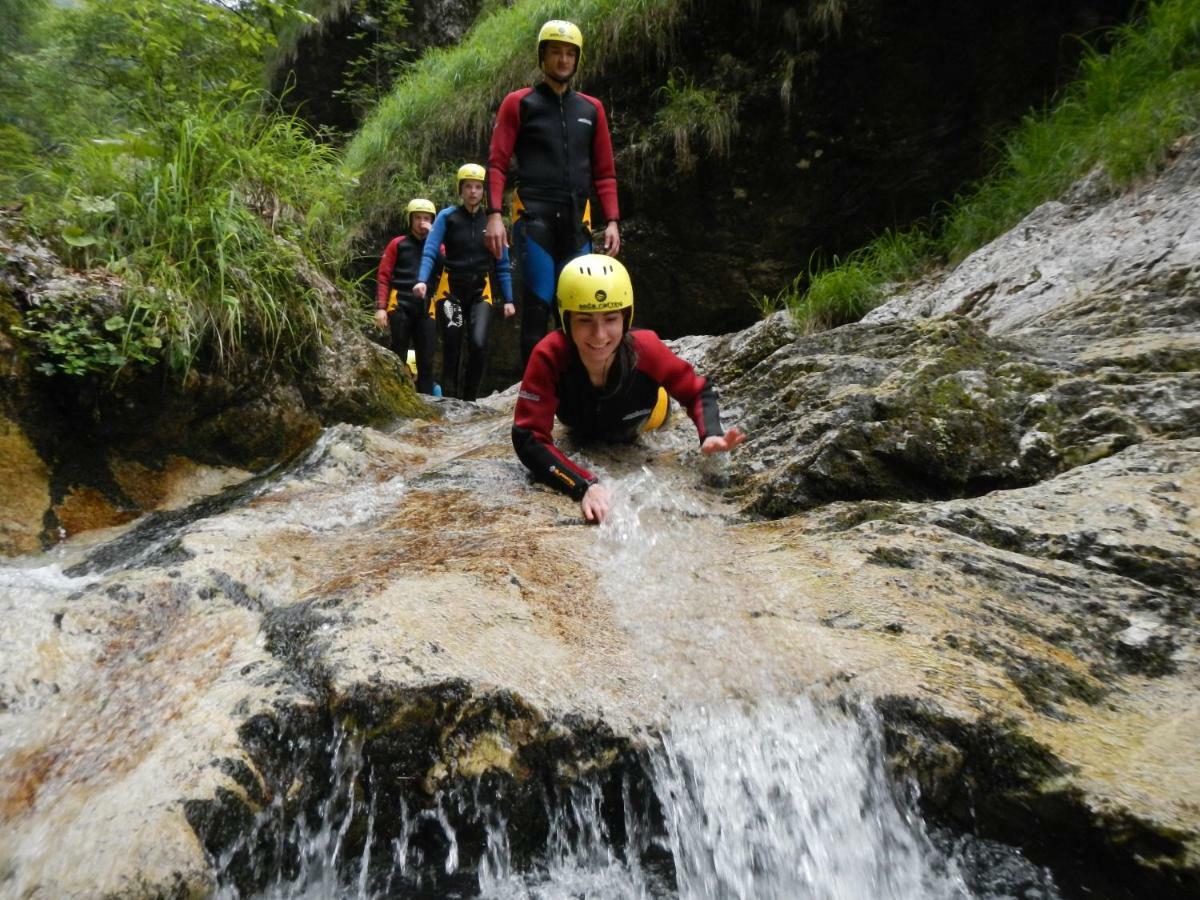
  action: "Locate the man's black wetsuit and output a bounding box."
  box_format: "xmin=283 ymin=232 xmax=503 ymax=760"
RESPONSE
xmin=487 ymin=82 xmax=620 ymax=366
xmin=418 ymin=205 xmax=513 ymax=401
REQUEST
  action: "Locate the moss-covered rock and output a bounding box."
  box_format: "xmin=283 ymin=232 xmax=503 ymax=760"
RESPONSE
xmin=0 ymin=210 xmax=430 ymax=553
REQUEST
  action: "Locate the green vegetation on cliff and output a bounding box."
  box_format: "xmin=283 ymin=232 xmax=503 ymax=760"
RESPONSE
xmin=781 ymin=0 xmax=1200 ymax=332
xmin=2 ymin=0 xmax=352 ymax=378
xmin=7 ymin=0 xmax=1194 ymax=377
xmin=272 ymin=0 xmax=416 ymax=124
xmin=653 ymin=69 xmax=739 ymax=173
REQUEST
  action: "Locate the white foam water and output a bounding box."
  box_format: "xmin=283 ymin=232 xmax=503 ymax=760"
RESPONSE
xmin=649 ymin=698 xmax=967 ymax=900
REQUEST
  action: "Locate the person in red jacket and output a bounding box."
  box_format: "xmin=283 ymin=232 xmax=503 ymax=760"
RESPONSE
xmin=484 ymin=19 xmax=622 ymax=367
xmin=512 ymin=255 xmax=746 ymax=524
xmin=375 ymin=198 xmax=444 ymax=395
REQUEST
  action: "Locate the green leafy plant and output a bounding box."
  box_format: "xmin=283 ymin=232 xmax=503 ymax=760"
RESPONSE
xmin=335 ymin=0 xmax=414 ymax=119
xmin=13 ymin=294 xmax=167 ymax=377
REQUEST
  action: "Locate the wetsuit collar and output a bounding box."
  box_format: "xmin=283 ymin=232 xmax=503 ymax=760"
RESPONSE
xmin=536 ymin=79 xmax=573 ymax=99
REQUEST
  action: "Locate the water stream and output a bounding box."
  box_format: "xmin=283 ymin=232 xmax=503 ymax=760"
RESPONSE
xmin=210 ymin=459 xmax=1055 ymax=898
xmin=204 ymin=694 xmax=1057 ymax=899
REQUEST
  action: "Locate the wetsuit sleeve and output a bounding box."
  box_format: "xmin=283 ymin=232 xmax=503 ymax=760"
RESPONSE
xmin=434 ymin=245 xmax=446 ymax=283
xmin=636 ymin=331 xmax=723 ymax=441
xmin=588 ymin=97 xmax=620 ymax=223
xmin=512 ymin=341 xmax=596 ymax=500
xmin=494 ymin=243 xmax=513 ymax=305
xmin=417 ymin=210 xmax=450 ymax=285
xmin=376 ymin=236 xmax=402 ymax=309
xmin=487 ymin=91 xmax=524 ymax=214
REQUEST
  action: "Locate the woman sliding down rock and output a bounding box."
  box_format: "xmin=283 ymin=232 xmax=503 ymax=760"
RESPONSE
xmin=512 ymin=254 xmax=746 ymax=524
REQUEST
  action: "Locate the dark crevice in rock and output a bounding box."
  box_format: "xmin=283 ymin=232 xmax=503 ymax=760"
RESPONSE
xmin=185 ymin=684 xmax=655 ymax=899
xmin=912 ymin=506 xmax=1199 ymax=600
xmin=260 ymin=599 xmax=341 ymax=694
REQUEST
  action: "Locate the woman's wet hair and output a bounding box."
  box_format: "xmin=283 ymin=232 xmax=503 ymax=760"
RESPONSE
xmin=602 ymin=331 xmax=638 ymax=399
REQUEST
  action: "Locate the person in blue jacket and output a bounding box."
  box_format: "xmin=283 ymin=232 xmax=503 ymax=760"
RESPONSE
xmin=414 ymin=164 xmax=515 ymax=400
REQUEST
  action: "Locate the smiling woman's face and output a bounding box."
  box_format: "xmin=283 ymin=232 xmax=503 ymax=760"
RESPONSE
xmin=569 ymin=310 xmax=624 ymax=370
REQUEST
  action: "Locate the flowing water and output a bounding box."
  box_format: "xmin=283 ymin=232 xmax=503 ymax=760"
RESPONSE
xmin=204 ymin=694 xmax=1057 ymax=899
xmin=0 ymin=411 xmax=1062 ymax=898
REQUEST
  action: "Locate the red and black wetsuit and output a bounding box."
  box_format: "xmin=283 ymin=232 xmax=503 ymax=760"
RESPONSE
xmin=376 ymin=233 xmax=444 ymax=394
xmin=512 ymin=329 xmax=723 ymax=499
xmin=487 ymin=82 xmax=620 ymax=365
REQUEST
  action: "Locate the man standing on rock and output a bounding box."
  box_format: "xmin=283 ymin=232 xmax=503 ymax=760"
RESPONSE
xmin=484 ymin=19 xmax=621 ymax=367
xmin=375 ymin=198 xmax=444 ymax=395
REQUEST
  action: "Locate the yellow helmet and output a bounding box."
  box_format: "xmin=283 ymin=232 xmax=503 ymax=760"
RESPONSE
xmin=404 ymin=197 xmax=436 ymax=230
xmin=455 ymin=163 xmax=486 ymax=193
xmin=537 ymin=19 xmax=583 ymax=71
xmin=556 ymin=254 xmax=634 ymax=328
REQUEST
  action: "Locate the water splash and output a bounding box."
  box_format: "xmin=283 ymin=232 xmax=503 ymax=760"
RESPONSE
xmin=592 ymin=467 xmax=785 ymax=706
xmin=650 ymin=698 xmax=966 ymax=900
xmin=477 ymin=778 xmax=658 ymax=900
xmin=215 ymin=726 xmax=377 ymax=900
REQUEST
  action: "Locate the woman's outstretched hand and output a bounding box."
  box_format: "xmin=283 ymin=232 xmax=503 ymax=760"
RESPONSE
xmin=581 ymin=483 xmax=611 ymax=525
xmin=701 ymin=427 xmax=747 ymax=455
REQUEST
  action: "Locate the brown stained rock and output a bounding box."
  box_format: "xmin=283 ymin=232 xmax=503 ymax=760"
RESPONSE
xmin=109 ymin=455 xmax=251 ymax=514
xmin=3 ymin=389 xmax=1198 ymax=895
xmin=53 ymin=484 xmax=138 ymax=538
xmin=0 ymin=414 xmax=49 ymax=556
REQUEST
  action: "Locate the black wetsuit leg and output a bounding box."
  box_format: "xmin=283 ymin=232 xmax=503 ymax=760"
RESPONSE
xmin=388 ymin=292 xmax=421 ymax=361
xmin=412 ymin=309 xmax=437 ymax=395
xmin=445 ymin=273 xmax=493 ymax=402
xmin=391 ymin=295 xmax=438 ymax=395
xmin=462 ymin=295 xmax=493 ymax=401
xmin=387 ymin=303 xmax=413 ymax=360
xmin=438 ymin=295 xmax=464 ymax=399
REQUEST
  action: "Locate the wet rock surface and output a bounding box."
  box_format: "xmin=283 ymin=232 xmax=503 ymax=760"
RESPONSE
xmin=3 ymin=138 xmax=1200 ymax=900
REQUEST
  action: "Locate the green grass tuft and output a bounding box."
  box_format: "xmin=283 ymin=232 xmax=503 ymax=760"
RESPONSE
xmin=24 ymin=94 xmax=352 ymax=376
xmin=653 ymin=69 xmax=739 ymax=172
xmin=771 ymin=225 xmax=934 ymax=333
